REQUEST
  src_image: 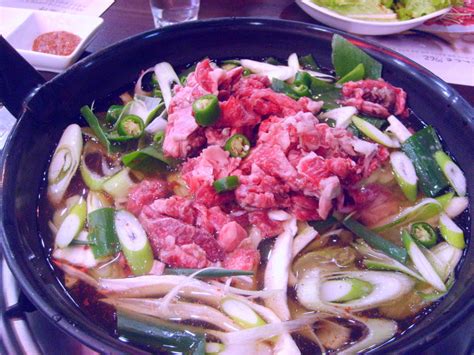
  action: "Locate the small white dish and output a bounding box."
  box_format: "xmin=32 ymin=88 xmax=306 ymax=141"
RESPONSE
xmin=5 ymin=9 xmax=103 ymax=73
xmin=296 ymin=0 xmax=451 ymax=36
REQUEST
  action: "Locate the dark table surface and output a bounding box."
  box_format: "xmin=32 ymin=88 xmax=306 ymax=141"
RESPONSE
xmin=73 ymin=0 xmax=473 ymax=104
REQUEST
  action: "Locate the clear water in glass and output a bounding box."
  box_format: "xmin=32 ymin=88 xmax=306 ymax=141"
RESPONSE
xmin=149 ymin=0 xmax=200 ymax=28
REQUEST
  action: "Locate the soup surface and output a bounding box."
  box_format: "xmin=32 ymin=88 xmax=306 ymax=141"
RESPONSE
xmin=43 ymin=35 xmax=468 ymax=354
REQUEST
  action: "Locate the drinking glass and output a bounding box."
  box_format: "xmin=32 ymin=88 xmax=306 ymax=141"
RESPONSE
xmin=149 ymin=0 xmax=200 ymax=28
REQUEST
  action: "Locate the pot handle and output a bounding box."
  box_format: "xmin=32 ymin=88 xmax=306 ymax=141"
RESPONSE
xmin=0 ymin=36 xmax=45 ymax=119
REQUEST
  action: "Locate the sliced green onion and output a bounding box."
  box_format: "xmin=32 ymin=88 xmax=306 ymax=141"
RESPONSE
xmin=117 ymin=310 xmax=205 ymax=354
xmin=287 ymin=52 xmax=300 ymax=71
xmin=444 ymin=196 xmax=468 ymax=219
xmin=264 ymin=218 xmax=298 ymax=320
xmin=435 ymin=191 xmax=454 ymax=210
xmin=87 ymin=207 xmax=121 ymax=259
xmin=69 ymin=239 xmax=95 ymax=246
xmin=320 ymin=278 xmax=373 ymax=303
xmin=363 ymin=259 xmax=423 ymax=281
xmin=352 ymin=116 xmax=399 ymax=148
xmin=87 ymin=191 xmax=110 ymax=214
xmin=133 ymin=94 xmax=164 ymax=125
xmin=341 ymin=216 xmax=407 ymax=264
xmin=320 ymin=106 xmax=357 ymax=129
xmin=115 ymin=210 xmax=154 ymax=275
xmin=402 ymin=230 xmax=446 ymax=292
xmin=431 ymin=242 xmax=462 ymax=281
xmin=80 ymin=154 xmax=107 ymax=191
xmin=221 ymin=297 xmax=266 ymax=329
xmin=434 ymin=151 xmax=466 ymax=197
xmin=297 ymin=269 xmax=414 ymax=312
xmin=352 ymin=138 xmax=378 ymax=157
xmin=80 ymin=105 xmax=112 ymax=152
xmin=224 ymin=134 xmax=251 ymax=158
xmin=293 ymin=247 xmax=356 ymax=277
xmin=401 ymin=126 xmax=449 ymax=197
xmin=55 ymin=198 xmax=87 ymax=248
xmin=192 ymin=94 xmax=221 ymax=126
xmin=439 ymin=213 xmax=465 ymax=249
xmin=53 ymin=232 xmax=97 ymax=268
xmin=410 ymin=222 xmax=437 ymax=248
xmin=145 ymin=112 xmax=167 ymax=135
xmin=373 ymin=198 xmax=442 ymax=233
xmin=102 ymin=169 xmax=134 ymax=200
xmin=205 ymin=342 xmax=225 ymax=355
xmin=163 ymin=268 xmax=253 ymax=278
xmin=153 ymin=62 xmax=180 ymax=109
xmin=341 ymin=319 xmax=397 ymax=354
xmin=390 ymin=151 xmax=418 ymax=202
xmin=213 ymin=176 xmax=239 ymax=193
xmin=106 ymin=105 xmax=124 ymax=123
xmin=47 ymin=124 xmax=83 ymax=206
xmin=353 ymin=240 xmax=423 ymax=281
xmin=336 ymin=63 xmax=365 ymax=84
xmin=348 ymin=116 xmax=387 ymax=138
xmin=240 ymin=59 xmax=296 ymax=81
xmin=387 ymin=115 xmax=412 ymax=143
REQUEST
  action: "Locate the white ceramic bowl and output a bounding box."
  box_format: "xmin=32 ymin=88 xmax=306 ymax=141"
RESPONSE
xmin=5 ymin=9 xmax=103 ymax=72
xmin=296 ymin=0 xmax=451 ymax=36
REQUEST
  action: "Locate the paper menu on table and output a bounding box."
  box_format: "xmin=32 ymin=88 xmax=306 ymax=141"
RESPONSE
xmin=368 ymin=3 xmax=474 ymax=87
xmin=370 ymin=32 xmax=474 ymax=87
xmin=0 ymin=0 xmax=114 ymax=16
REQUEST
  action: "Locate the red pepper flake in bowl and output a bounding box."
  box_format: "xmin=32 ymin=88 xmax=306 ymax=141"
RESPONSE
xmin=32 ymin=31 xmax=81 ymax=56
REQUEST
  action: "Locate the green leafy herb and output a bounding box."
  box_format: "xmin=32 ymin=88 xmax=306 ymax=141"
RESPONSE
xmin=122 ymin=145 xmax=175 ymax=173
xmin=87 ymin=207 xmax=121 ymax=258
xmin=332 ymin=34 xmax=382 ymax=80
xmin=401 ymin=126 xmax=449 ymax=197
xmin=80 ymin=105 xmax=112 ymax=152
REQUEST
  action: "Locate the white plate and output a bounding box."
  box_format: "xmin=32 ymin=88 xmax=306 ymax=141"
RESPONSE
xmin=3 ymin=8 xmax=103 ymax=72
xmin=296 ymin=0 xmax=451 ymax=36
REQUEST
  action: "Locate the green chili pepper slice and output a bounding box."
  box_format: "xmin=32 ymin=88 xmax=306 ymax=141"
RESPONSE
xmin=291 ymin=83 xmax=311 ymax=97
xmin=106 ymin=105 xmax=124 ymax=123
xmin=153 ymin=131 xmax=165 ymax=144
xmin=410 ymin=222 xmax=437 ymax=248
xmin=271 ymin=79 xmax=311 ymax=99
xmin=224 ymin=134 xmax=251 ymax=158
xmin=192 ymin=94 xmax=221 ymax=126
xmin=117 ymin=115 xmax=144 ymax=138
xmin=294 ymin=72 xmax=312 ymax=87
xmin=213 ymin=176 xmax=240 ymax=193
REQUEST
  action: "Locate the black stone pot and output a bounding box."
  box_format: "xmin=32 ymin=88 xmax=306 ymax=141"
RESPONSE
xmin=0 ymin=18 xmax=472 ymax=354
